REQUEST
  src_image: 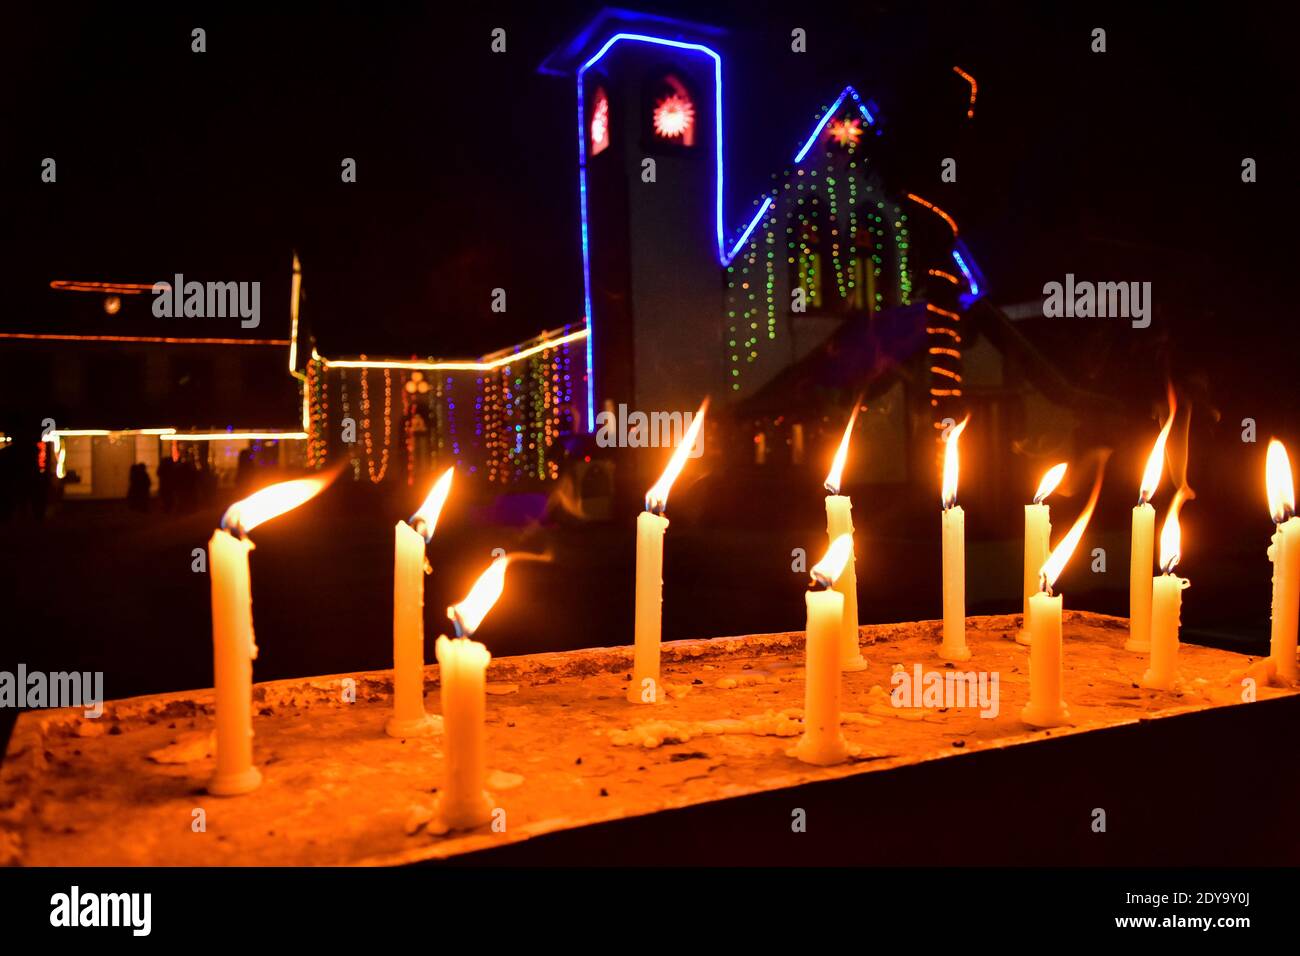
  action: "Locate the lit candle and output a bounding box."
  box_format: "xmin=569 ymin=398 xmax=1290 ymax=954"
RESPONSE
xmin=1143 ymin=492 xmax=1190 ymax=691
xmin=824 ymin=402 xmax=867 ymax=671
xmin=1018 ymin=463 xmax=1067 ymax=645
xmin=631 ymin=399 xmax=708 ymax=704
xmin=1266 ymin=440 xmax=1299 ymax=684
xmin=387 ymin=466 xmax=454 ymax=738
xmin=436 ymin=555 xmax=508 ymax=831
xmin=940 ymin=416 xmax=971 ymax=661
xmin=791 ymin=534 xmax=858 ymax=765
xmin=1022 ymin=474 xmax=1103 ymax=728
xmin=208 ymin=476 xmax=332 ymax=795
xmin=1127 ymin=400 xmax=1176 ymax=652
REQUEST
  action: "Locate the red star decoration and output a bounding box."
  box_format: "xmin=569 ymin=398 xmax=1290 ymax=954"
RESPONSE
xmin=828 ymin=118 xmax=863 ymax=147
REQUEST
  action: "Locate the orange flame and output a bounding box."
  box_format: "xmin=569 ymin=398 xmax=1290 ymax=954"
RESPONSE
xmin=220 ymin=474 xmax=333 ymax=535
xmin=1038 ymin=470 xmax=1105 ymax=592
xmin=1033 ymin=462 xmax=1067 ymax=504
xmin=824 ymin=400 xmax=862 ymax=495
xmin=1159 ymin=488 xmax=1190 ymax=574
xmin=448 ymin=555 xmax=508 ymax=638
xmin=941 ymin=416 xmax=970 ymax=509
xmin=410 ymin=466 xmax=454 ymax=541
xmin=1266 ymin=439 xmax=1295 ymax=524
xmin=810 ymin=534 xmax=854 ymax=589
xmin=1139 ymin=391 xmax=1177 ymax=503
xmin=645 ymin=399 xmax=708 ymax=514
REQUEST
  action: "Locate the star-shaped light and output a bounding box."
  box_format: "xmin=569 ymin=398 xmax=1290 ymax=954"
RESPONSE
xmin=653 ymin=93 xmax=695 ymax=139
xmin=828 ymin=118 xmax=863 ymax=147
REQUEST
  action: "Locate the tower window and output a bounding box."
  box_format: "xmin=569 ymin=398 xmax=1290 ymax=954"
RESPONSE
xmin=590 ymin=86 xmax=610 ymax=156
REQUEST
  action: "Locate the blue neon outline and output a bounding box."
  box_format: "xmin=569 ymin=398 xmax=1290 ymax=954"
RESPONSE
xmin=793 ymin=85 xmax=875 ymax=164
xmin=577 ymin=32 xmax=726 ymax=431
xmin=952 ymin=249 xmax=979 ymax=297
xmin=724 ymin=196 xmax=773 ymax=264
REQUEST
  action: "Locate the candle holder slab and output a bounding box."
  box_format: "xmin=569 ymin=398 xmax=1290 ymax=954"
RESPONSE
xmin=3 ymin=612 xmax=1296 ymax=866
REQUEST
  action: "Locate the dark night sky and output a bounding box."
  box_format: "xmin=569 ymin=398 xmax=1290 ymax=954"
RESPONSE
xmin=4 ymin=1 xmax=1297 ymax=413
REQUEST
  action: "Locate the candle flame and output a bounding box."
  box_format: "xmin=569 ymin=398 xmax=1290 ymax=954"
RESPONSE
xmin=824 ymin=399 xmax=862 ymax=495
xmin=1159 ymin=489 xmax=1189 ymax=574
xmin=645 ymin=398 xmax=708 ymax=514
xmin=1266 ymin=439 xmax=1295 ymax=524
xmin=220 ymin=474 xmax=332 ymax=535
xmin=1038 ymin=470 xmax=1104 ymax=592
xmin=448 ymin=555 xmax=508 ymax=638
xmin=940 ymin=415 xmax=970 ymax=510
xmin=810 ymin=533 xmax=854 ymax=589
xmin=1033 ymin=462 xmax=1067 ymax=504
xmin=410 ymin=466 xmax=454 ymax=542
xmin=1138 ymin=392 xmax=1177 ymax=503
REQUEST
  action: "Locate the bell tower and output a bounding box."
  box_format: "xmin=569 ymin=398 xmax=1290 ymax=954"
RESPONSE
xmin=542 ymin=10 xmax=729 ymax=431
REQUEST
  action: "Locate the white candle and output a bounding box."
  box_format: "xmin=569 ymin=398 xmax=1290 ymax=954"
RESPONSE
xmin=208 ymin=527 xmax=260 ymax=795
xmin=1266 ymin=440 xmax=1299 ymax=684
xmin=1021 ymin=473 xmax=1103 ymax=728
xmin=1142 ymin=573 xmax=1186 ymax=690
xmin=631 ymin=510 xmax=668 ymax=704
xmin=791 ymin=535 xmax=856 ymax=765
xmin=436 ymin=555 xmax=509 ymax=831
xmin=434 ymin=635 xmax=493 ymax=830
xmin=1018 ymin=463 xmax=1065 ymax=646
xmin=939 ymin=417 xmax=971 ymax=661
xmin=1021 ymin=590 xmax=1069 ymax=727
xmin=1126 ymin=501 xmax=1155 ymax=652
xmin=387 ymin=467 xmax=453 ymax=738
xmin=1142 ymin=492 xmax=1189 ymax=691
xmin=1127 ymin=404 xmax=1176 ymax=652
xmin=208 ymin=476 xmax=330 ymax=796
xmin=629 ymin=399 xmax=707 ymax=704
xmin=823 ymin=403 xmax=866 ymax=671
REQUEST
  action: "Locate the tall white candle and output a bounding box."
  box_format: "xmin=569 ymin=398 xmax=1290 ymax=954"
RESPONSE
xmin=629 ymin=399 xmax=707 ymax=704
xmin=791 ymin=535 xmax=857 ymax=765
xmin=1127 ymin=502 xmax=1155 ymax=652
xmin=208 ymin=528 xmax=260 ymax=795
xmin=388 ymin=467 xmax=454 ymax=738
xmin=939 ymin=416 xmax=970 ymax=661
xmin=1021 ymin=472 xmax=1103 ymax=728
xmin=434 ymin=635 xmax=493 ymax=830
xmin=208 ymin=476 xmax=330 ymax=796
xmin=1127 ymin=402 xmax=1176 ymax=652
xmin=631 ymin=510 xmax=668 ymax=704
xmin=823 ymin=403 xmax=866 ymax=671
xmin=436 ymin=555 xmax=509 ymax=831
xmin=1018 ymin=463 xmax=1066 ymax=646
xmin=1142 ymin=492 xmax=1189 ymax=691
xmin=1022 ymin=590 xmax=1069 ymax=727
xmin=1265 ymin=440 xmax=1298 ymax=684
